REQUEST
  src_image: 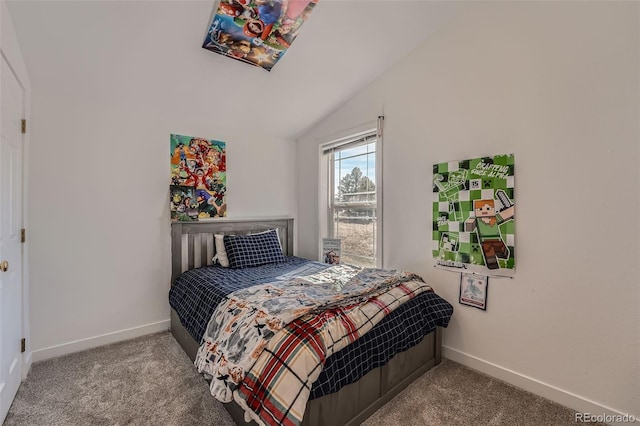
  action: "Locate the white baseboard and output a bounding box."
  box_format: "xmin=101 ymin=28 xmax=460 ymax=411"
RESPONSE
xmin=21 ymin=351 xmax=32 ymax=380
xmin=31 ymin=319 xmax=170 ymax=363
xmin=442 ymin=346 xmax=639 ymax=424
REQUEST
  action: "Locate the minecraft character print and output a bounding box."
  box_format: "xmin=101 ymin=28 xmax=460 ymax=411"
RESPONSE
xmin=464 ymin=192 xmax=514 ymax=270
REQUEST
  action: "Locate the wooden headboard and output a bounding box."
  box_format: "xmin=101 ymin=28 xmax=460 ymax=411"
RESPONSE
xmin=170 ymin=217 xmax=294 ymax=283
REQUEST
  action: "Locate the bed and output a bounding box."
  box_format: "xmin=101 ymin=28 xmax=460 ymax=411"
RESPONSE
xmin=169 ymin=218 xmax=453 ymax=426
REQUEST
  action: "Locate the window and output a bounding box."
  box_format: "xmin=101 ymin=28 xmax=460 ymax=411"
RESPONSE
xmin=321 ymin=130 xmax=381 ymax=268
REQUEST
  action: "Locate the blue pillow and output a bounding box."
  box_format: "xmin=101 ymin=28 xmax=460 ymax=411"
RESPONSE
xmin=223 ymin=229 xmax=286 ymax=268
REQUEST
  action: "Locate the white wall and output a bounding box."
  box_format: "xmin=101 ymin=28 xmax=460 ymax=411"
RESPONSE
xmin=5 ymin=2 xmax=296 ymax=360
xmin=297 ymin=1 xmax=639 ymax=418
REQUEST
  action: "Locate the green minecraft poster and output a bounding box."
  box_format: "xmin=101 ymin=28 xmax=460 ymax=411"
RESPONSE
xmin=432 ymin=154 xmax=515 ymax=277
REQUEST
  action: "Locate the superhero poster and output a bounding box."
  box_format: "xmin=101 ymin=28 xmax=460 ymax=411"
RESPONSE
xmin=170 ymin=134 xmax=227 ymax=220
xmin=202 ymin=0 xmax=319 ymax=71
xmin=432 ymin=154 xmax=515 ymax=277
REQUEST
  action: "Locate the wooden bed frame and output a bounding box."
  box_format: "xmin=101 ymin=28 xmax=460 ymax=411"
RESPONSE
xmin=170 ymin=217 xmax=442 ymax=426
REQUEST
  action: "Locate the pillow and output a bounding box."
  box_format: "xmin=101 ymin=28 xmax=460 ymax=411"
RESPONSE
xmin=212 ymin=234 xmax=229 ymax=267
xmin=223 ymin=229 xmax=285 ymax=268
xmin=213 ymin=230 xmax=282 ymax=267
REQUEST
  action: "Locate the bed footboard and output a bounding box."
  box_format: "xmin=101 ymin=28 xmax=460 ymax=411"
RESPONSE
xmin=301 ymin=331 xmax=439 ymax=426
xmin=170 ymin=310 xmax=442 ymax=426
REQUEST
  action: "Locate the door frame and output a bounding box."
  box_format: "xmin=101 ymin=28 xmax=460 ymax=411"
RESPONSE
xmin=1 ymin=0 xmax=32 ymax=379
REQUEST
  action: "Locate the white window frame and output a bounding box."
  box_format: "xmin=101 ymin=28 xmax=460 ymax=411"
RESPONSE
xmin=319 ymin=127 xmax=383 ymax=268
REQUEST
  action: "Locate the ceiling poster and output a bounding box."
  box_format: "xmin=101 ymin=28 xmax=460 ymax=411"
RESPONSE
xmin=203 ymin=0 xmax=319 ymax=71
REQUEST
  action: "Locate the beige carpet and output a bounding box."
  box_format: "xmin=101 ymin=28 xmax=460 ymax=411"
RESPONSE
xmin=361 ymin=358 xmax=597 ymax=426
xmin=4 ymin=332 xmax=597 ymax=426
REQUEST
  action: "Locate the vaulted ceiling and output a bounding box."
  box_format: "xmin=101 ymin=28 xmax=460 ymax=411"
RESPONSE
xmin=7 ymin=0 xmax=460 ymax=139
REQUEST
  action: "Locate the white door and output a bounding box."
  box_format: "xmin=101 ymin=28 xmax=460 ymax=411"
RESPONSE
xmin=0 ymin=54 xmax=24 ymax=423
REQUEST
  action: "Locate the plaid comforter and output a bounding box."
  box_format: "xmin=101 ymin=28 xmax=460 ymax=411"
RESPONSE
xmin=235 ymin=280 xmax=430 ymax=426
xmin=194 ymin=265 xmax=430 ymax=426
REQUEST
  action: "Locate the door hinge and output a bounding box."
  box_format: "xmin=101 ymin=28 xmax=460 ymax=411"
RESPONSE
xmin=21 ymin=119 xmax=26 ymax=134
xmin=21 ymin=338 xmax=26 ymax=353
xmin=21 ymin=228 xmax=26 ymax=243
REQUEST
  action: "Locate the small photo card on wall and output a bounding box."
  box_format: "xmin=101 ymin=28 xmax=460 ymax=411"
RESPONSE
xmin=322 ymin=238 xmax=341 ymax=264
xmin=459 ymin=272 xmax=488 ymax=310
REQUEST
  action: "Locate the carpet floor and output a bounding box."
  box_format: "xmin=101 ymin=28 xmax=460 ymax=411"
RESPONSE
xmin=4 ymin=332 xmax=597 ymax=426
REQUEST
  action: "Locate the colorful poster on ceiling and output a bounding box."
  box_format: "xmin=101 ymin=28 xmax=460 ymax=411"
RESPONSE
xmin=202 ymin=0 xmax=319 ymax=71
xmin=432 ymin=154 xmax=515 ymax=277
xmin=170 ymin=134 xmax=227 ymax=220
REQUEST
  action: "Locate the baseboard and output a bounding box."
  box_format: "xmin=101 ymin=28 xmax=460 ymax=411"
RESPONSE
xmin=32 ymin=319 xmax=170 ymax=363
xmin=22 ymin=351 xmax=32 ymax=380
xmin=442 ymin=346 xmax=639 ymax=423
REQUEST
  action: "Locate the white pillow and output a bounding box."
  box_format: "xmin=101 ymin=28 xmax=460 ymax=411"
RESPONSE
xmin=213 ymin=234 xmax=230 ymax=267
